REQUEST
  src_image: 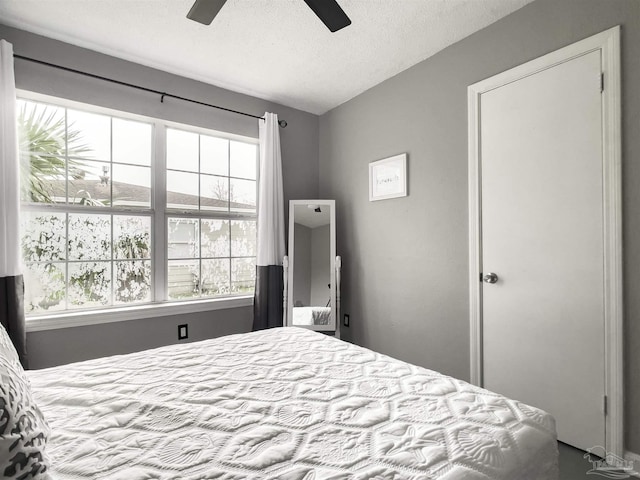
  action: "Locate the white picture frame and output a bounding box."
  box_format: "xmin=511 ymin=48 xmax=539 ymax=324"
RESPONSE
xmin=369 ymin=153 xmax=407 ymax=201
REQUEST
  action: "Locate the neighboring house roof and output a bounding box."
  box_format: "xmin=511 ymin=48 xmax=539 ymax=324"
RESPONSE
xmin=45 ymin=179 xmax=255 ymax=210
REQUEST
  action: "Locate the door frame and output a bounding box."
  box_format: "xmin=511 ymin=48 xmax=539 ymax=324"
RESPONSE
xmin=467 ymin=26 xmax=622 ymax=455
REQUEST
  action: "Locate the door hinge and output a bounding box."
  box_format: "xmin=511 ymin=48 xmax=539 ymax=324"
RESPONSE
xmin=604 ymin=395 xmax=608 ymax=415
xmin=600 ymin=72 xmax=605 ymax=93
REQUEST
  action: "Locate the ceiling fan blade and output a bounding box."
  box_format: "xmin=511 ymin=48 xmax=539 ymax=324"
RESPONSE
xmin=302 ymin=0 xmax=351 ymax=32
xmin=187 ymin=0 xmax=227 ymax=25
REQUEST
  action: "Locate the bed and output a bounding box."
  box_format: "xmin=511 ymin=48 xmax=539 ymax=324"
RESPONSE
xmin=1 ymin=326 xmax=559 ymax=479
xmin=292 ymin=306 xmax=331 ymax=326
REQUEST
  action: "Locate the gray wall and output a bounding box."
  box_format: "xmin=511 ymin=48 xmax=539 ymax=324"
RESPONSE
xmin=0 ymin=24 xmax=319 ymax=368
xmin=319 ymin=0 xmax=639 ymax=453
xmin=27 ymin=307 xmax=252 ymax=368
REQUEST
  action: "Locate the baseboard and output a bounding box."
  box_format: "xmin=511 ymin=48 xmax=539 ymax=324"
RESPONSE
xmin=624 ymin=451 xmax=640 ymax=477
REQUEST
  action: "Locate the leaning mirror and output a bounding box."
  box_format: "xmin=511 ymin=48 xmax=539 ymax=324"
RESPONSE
xmin=284 ymin=200 xmax=337 ymax=334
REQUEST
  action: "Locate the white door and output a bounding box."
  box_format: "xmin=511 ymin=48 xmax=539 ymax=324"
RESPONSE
xmin=479 ymin=50 xmax=605 ymax=450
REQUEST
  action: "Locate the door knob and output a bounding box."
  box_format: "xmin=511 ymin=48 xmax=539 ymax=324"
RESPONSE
xmin=483 ymin=272 xmax=499 ymax=284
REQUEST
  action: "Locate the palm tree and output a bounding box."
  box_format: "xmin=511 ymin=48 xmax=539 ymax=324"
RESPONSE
xmin=18 ymin=102 xmax=89 ymax=203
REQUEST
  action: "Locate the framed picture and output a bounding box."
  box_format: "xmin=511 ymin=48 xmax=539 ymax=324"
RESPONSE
xmin=369 ymin=153 xmax=407 ymax=201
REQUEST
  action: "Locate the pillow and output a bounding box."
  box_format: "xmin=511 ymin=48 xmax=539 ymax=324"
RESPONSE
xmin=0 ymin=353 xmax=52 ymax=479
xmin=0 ymin=322 xmax=19 ymax=366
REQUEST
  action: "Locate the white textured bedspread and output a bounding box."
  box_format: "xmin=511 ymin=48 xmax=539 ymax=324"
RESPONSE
xmin=27 ymin=327 xmax=558 ymax=479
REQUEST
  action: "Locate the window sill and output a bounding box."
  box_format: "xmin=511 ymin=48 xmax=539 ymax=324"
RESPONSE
xmin=25 ymin=296 xmax=254 ymax=332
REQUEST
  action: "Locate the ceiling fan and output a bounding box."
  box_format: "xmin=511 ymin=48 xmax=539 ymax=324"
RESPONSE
xmin=187 ymin=0 xmax=352 ymax=33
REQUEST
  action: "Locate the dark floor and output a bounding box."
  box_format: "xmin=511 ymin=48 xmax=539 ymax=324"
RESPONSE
xmin=559 ymin=442 xmax=639 ymax=479
xmin=560 ymin=442 xmax=593 ymax=479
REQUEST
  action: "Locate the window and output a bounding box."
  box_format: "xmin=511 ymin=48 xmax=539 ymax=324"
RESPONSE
xmin=18 ymin=94 xmax=258 ymax=316
xmin=165 ymin=128 xmax=257 ymax=300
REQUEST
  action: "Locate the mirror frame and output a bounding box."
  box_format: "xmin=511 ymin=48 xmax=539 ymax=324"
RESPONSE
xmin=285 ymin=199 xmax=336 ymax=333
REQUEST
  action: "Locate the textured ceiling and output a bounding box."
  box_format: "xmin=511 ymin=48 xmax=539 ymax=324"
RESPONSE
xmin=0 ymin=0 xmax=533 ymax=115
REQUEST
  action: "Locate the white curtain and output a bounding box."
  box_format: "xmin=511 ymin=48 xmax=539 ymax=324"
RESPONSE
xmin=257 ymin=113 xmax=285 ymax=266
xmin=0 ymin=39 xmax=20 ymax=277
xmin=0 ymin=39 xmax=27 ymax=366
xmin=253 ymin=112 xmax=285 ymax=330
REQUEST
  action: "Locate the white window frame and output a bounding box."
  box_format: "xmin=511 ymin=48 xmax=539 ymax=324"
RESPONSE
xmin=18 ymin=91 xmax=257 ymax=332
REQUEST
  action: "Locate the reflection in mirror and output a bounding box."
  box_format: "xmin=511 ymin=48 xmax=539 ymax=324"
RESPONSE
xmin=285 ymin=200 xmax=337 ymax=333
xmin=292 ymin=205 xmax=331 ymax=326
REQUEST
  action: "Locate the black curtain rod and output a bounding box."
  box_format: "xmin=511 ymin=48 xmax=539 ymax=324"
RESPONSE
xmin=13 ymin=54 xmax=287 ymax=128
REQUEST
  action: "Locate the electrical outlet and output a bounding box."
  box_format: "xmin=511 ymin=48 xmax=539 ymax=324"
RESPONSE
xmin=178 ymin=324 xmax=188 ymax=340
xmin=343 ymin=314 xmax=350 ymax=327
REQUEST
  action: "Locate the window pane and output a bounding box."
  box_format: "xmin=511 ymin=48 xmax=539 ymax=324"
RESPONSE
xmin=167 ymin=170 xmax=199 ymax=210
xmin=21 ymin=155 xmax=67 ymax=204
xmin=114 ymin=216 xmax=151 ymax=260
xmin=231 ymin=220 xmax=256 ymax=257
xmin=21 ymin=212 xmax=66 ymax=262
xmin=18 ymin=101 xmax=69 ymax=204
xmin=23 ymin=262 xmax=66 ymax=313
xmin=230 ymin=178 xmax=256 ymax=213
xmin=67 ymin=109 xmax=110 ymax=160
xmin=113 ymin=118 xmax=152 ymax=166
xmin=68 ymin=159 xmax=111 ymax=206
xmin=230 ymin=141 xmax=257 ymax=180
xmin=17 ymin=100 xmax=66 ymax=154
xmin=231 ymin=258 xmax=255 ymax=294
xmin=168 ymin=260 xmax=199 ymax=299
xmin=68 ymin=261 xmax=111 ymax=308
xmin=202 ymin=259 xmax=230 ymax=297
xmin=168 ymin=218 xmax=199 ymax=259
xmin=68 ymin=214 xmax=111 ymax=260
xmin=201 ymin=219 xmax=230 ymax=258
xmin=167 ymin=128 xmax=198 ymax=172
xmin=115 ymin=260 xmax=151 ymax=304
xmin=112 ymin=164 xmax=151 ymax=208
xmin=201 ymin=135 xmax=228 ymax=176
xmin=201 ymin=174 xmax=229 ymax=212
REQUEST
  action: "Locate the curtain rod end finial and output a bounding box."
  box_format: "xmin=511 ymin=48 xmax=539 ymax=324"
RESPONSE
xmin=278 ymin=119 xmax=287 ymax=128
